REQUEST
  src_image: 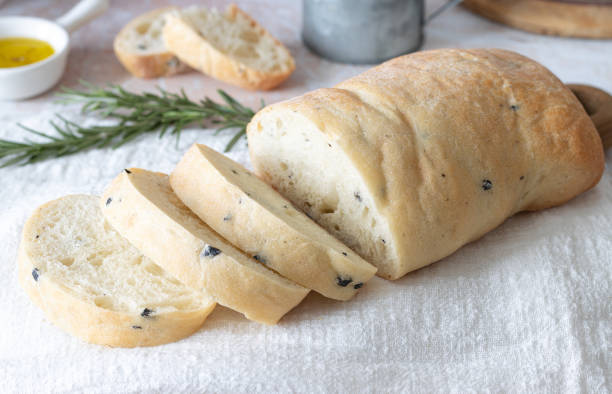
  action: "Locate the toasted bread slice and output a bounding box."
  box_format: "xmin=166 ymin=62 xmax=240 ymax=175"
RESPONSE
xmin=18 ymin=195 xmax=215 ymax=347
xmin=114 ymin=7 xmax=189 ymax=78
xmin=170 ymin=144 xmax=377 ymax=300
xmin=101 ymin=169 xmax=309 ymax=325
xmin=162 ymin=4 xmax=295 ymax=90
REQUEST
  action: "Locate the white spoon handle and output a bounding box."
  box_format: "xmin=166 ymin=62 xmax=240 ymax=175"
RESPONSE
xmin=56 ymin=0 xmax=108 ymax=33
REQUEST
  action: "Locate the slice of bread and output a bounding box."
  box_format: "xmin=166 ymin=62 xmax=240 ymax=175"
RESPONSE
xmin=162 ymin=4 xmax=295 ymax=90
xmin=170 ymin=144 xmax=377 ymax=301
xmin=18 ymin=195 xmax=215 ymax=347
xmin=101 ymin=169 xmax=309 ymax=325
xmin=114 ymin=7 xmax=189 ymax=78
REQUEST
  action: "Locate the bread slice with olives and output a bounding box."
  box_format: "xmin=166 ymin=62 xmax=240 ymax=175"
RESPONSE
xmin=114 ymin=7 xmax=189 ymax=78
xmin=18 ymin=195 xmax=215 ymax=348
xmin=170 ymin=144 xmax=377 ymax=301
xmin=101 ymin=169 xmax=309 ymax=325
xmin=162 ymin=4 xmax=295 ymax=90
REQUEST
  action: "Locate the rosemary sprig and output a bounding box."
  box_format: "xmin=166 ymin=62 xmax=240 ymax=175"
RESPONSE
xmin=0 ymin=82 xmax=261 ymax=167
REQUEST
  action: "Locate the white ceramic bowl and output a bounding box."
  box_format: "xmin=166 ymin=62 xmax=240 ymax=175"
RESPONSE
xmin=0 ymin=17 xmax=69 ymax=100
xmin=0 ymin=0 xmax=108 ymax=100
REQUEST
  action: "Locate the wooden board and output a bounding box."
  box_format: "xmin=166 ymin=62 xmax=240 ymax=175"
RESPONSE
xmin=463 ymin=0 xmax=612 ymax=38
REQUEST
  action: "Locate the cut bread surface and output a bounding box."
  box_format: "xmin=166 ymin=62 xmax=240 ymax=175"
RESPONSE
xmin=162 ymin=4 xmax=295 ymax=90
xmin=114 ymin=7 xmax=188 ymax=78
xmin=101 ymin=169 xmax=309 ymax=325
xmin=18 ymin=195 xmax=215 ymax=347
xmin=170 ymin=144 xmax=377 ymax=301
xmin=248 ymin=107 xmax=399 ymax=279
xmin=247 ymin=49 xmax=605 ymax=280
xmin=179 ymin=5 xmax=291 ymax=73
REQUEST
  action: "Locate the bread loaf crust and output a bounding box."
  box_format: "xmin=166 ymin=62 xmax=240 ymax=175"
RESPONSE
xmin=114 ymin=7 xmax=189 ymax=79
xmin=247 ymin=49 xmax=605 ymax=279
xmin=162 ymin=4 xmax=295 ymax=90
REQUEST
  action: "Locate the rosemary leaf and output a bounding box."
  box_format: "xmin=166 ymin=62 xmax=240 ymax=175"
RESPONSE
xmin=0 ymin=83 xmax=260 ymax=167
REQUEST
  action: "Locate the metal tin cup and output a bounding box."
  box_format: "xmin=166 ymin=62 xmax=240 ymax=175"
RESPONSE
xmin=302 ymin=0 xmax=460 ymax=64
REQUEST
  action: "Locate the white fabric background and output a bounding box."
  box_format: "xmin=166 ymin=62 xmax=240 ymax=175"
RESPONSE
xmin=0 ymin=1 xmax=610 ymax=392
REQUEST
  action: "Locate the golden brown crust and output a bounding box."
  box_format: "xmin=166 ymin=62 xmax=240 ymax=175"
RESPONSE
xmin=162 ymin=4 xmax=295 ymax=90
xmin=114 ymin=50 xmax=187 ymax=79
xmin=113 ymin=7 xmax=189 ymax=79
xmin=248 ymin=48 xmax=605 ymax=280
xmin=568 ymin=84 xmax=612 ymax=151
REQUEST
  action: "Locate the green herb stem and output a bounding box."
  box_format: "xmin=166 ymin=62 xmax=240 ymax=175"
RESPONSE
xmin=0 ymin=82 xmax=260 ymax=167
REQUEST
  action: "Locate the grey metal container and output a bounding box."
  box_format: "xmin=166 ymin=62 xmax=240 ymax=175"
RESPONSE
xmin=302 ymin=0 xmax=424 ymax=64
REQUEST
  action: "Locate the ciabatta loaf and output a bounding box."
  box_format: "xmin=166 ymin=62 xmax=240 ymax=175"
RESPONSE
xmin=18 ymin=195 xmax=215 ymax=347
xmin=114 ymin=7 xmax=188 ymax=78
xmin=101 ymin=169 xmax=309 ymax=325
xmin=170 ymin=144 xmax=377 ymax=301
xmin=162 ymin=4 xmax=295 ymax=90
xmin=247 ymin=48 xmax=605 ymax=280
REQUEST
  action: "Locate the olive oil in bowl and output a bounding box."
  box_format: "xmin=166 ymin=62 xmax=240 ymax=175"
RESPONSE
xmin=0 ymin=37 xmax=54 ymax=68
